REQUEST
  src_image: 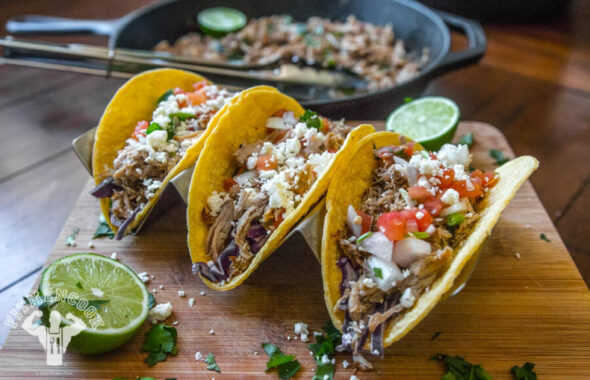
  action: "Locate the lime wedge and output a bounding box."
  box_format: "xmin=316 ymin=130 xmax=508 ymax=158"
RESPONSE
xmin=198 ymin=7 xmax=247 ymax=37
xmin=386 ymin=97 xmax=460 ymax=151
xmin=38 ymin=253 xmax=149 ymax=354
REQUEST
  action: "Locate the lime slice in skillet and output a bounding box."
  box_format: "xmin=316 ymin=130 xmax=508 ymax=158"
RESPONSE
xmin=386 ymin=96 xmax=460 ymax=151
xmin=38 ymin=252 xmax=149 ymax=354
xmin=198 ymin=7 xmax=247 ymax=37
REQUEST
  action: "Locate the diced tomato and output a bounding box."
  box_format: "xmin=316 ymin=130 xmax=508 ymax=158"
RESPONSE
xmin=429 ymin=152 xmax=438 ymax=160
xmin=256 ymin=154 xmax=278 ymax=170
xmin=193 ymin=81 xmax=208 ymax=91
xmin=437 ymin=168 xmax=455 ymax=188
xmin=405 ymin=218 xmax=419 ymax=233
xmin=187 ymin=89 xmax=208 ymax=105
xmin=415 ymin=209 xmax=433 ymax=231
xmin=423 ymin=197 xmax=443 ymax=217
xmin=483 ymin=171 xmax=498 ymax=188
xmin=173 ymin=87 xmax=185 ymax=95
xmin=131 ymin=120 xmax=148 ymax=140
xmin=223 ymin=177 xmax=237 ymax=191
xmin=450 ymin=180 xmax=468 ymax=198
xmin=404 ymin=142 xmax=415 ymax=157
xmin=408 ymin=186 xmax=431 ymax=201
xmin=273 ymin=109 xmax=287 ymax=117
xmin=358 ymin=210 xmax=372 ymax=234
xmin=321 ymin=118 xmax=330 ymax=133
xmin=377 ymin=212 xmax=406 ymax=242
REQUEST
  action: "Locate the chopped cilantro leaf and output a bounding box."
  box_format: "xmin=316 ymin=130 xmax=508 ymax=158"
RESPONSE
xmin=373 ymin=267 xmax=383 ymax=279
xmin=403 ymin=97 xmax=414 ymax=103
xmin=261 ymin=342 xmax=300 ymax=379
xmin=65 ymin=228 xmax=80 ymax=247
xmin=205 ymin=352 xmax=221 ymax=373
xmin=446 ymin=212 xmax=465 ymax=227
xmin=93 ymin=214 xmax=114 ymax=239
xmin=141 ymin=324 xmax=178 ymax=366
xmin=23 ymin=294 xmax=58 ymax=327
xmin=309 ymin=321 xmax=342 ymax=380
xmin=148 ymin=293 xmax=155 ymax=309
xmin=146 ymin=122 xmax=163 ymax=135
xmin=458 ymin=133 xmax=474 ymax=147
xmin=312 ymin=362 xmax=335 ymax=380
xmin=156 ymin=89 xmax=174 ymax=104
xmin=511 ymin=362 xmax=537 ymax=380
xmin=490 ymin=149 xmax=510 ymax=165
xmin=540 ymin=233 xmax=551 ymax=242
xmin=299 ymin=109 xmax=322 ymax=130
xmin=76 ymin=281 xmax=83 ymax=290
xmin=356 ymin=231 xmax=373 ymax=244
xmin=412 ymin=231 xmax=431 ymax=239
xmin=431 ymin=331 xmax=442 ymax=341
xmin=432 ymin=353 xmax=493 ymax=380
xmin=168 ymin=112 xmax=195 ymax=121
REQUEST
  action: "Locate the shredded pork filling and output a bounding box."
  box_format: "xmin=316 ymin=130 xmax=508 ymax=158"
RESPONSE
xmin=336 ymin=143 xmax=495 ymax=370
xmin=200 ymin=112 xmax=353 ymax=283
xmin=154 ymin=15 xmax=428 ymax=95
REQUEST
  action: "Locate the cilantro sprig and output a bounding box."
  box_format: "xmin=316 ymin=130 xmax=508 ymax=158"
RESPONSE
xmin=458 ymin=133 xmax=474 ymax=147
xmin=261 ymin=342 xmax=300 ymax=379
xmin=156 ymin=89 xmax=174 ymax=104
xmin=511 ymin=362 xmax=537 ymax=380
xmin=432 ymin=353 xmax=493 ymax=380
xmin=142 ymin=324 xmax=178 ymax=366
xmin=309 ymin=321 xmax=342 ymax=380
xmin=65 ymin=228 xmax=80 ymax=247
xmin=24 ymin=293 xmax=109 ymax=327
xmin=540 ymin=233 xmax=551 ymax=242
xmin=490 ymin=149 xmax=510 ymax=165
xmin=299 ymin=109 xmax=322 ymax=131
xmin=94 ymin=214 xmax=114 ymax=239
xmin=205 ymin=352 xmax=221 ymax=373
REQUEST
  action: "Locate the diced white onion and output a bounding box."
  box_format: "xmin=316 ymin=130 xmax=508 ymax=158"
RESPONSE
xmin=234 ymin=170 xmax=256 ymax=186
xmin=359 ymin=232 xmax=393 ymax=262
xmin=440 ymin=198 xmax=469 ymax=217
xmin=367 ymin=255 xmax=403 ymax=292
xmin=394 ymin=156 xmax=408 ymax=167
xmin=399 ymin=188 xmax=415 ymax=208
xmin=406 ymin=166 xmax=419 ymax=186
xmin=346 ymin=205 xmax=362 ymax=237
xmin=283 ymin=111 xmax=297 ymax=126
xmin=266 ymin=117 xmax=289 ymax=129
xmin=393 ymin=238 xmax=432 ymax=267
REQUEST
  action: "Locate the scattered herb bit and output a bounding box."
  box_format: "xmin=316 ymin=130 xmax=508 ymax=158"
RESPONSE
xmin=23 ymin=294 xmax=58 ymax=327
xmin=403 ymin=96 xmax=414 ymax=103
xmin=94 ymin=214 xmax=114 ymax=239
xmin=431 ymin=331 xmax=442 ymax=341
xmin=156 ymin=89 xmax=174 ymax=104
xmin=373 ymin=267 xmax=383 ymax=279
xmin=65 ymin=228 xmax=80 ymax=247
xmin=540 ymin=233 xmax=551 ymax=242
xmin=76 ymin=281 xmax=83 ymax=290
xmin=446 ymin=212 xmax=465 ymax=227
xmin=356 ymin=231 xmax=373 ymax=244
xmin=205 ymin=352 xmax=221 ymax=373
xmin=432 ymin=353 xmax=493 ymax=380
xmin=511 ymin=362 xmax=537 ymax=380
xmin=261 ymin=342 xmax=300 ymax=379
xmin=148 ymin=293 xmax=156 ymax=309
xmin=146 ymin=122 xmax=163 ymax=135
xmin=309 ymin=321 xmax=342 ymax=380
xmin=412 ymin=231 xmax=431 ymax=239
xmin=458 ymin=133 xmax=474 ymax=147
xmin=490 ymin=149 xmax=510 ymax=165
xmin=142 ymin=324 xmax=178 ymax=366
xmin=168 ymin=112 xmax=195 ymax=121
xmin=299 ymin=109 xmax=322 ymax=130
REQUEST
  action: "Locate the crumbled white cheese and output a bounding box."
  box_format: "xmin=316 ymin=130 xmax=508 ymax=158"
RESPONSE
xmin=287 ymin=336 xmax=291 ymax=341
xmin=321 ymin=354 xmax=331 ymax=365
xmin=148 ymin=302 xmax=172 ymax=324
xmin=294 ymin=322 xmax=310 ymax=342
xmin=188 ymin=298 xmax=195 ymax=307
xmin=515 ymin=252 xmax=521 ymax=260
xmin=145 ymin=130 xmax=170 ymax=151
xmin=426 ymin=224 xmax=436 ymax=234
xmin=152 ymin=288 xmax=157 ymax=294
xmin=207 ymin=191 xmax=230 ymax=217
xmin=172 ymin=321 xmax=179 ymax=326
xmin=138 ymin=272 xmax=150 ymax=283
xmin=400 ymin=288 xmax=415 ymax=308
xmin=308 ymin=151 xmax=334 ymax=176
xmin=87 ymin=241 xmax=94 ymax=249
xmin=438 ymin=144 xmax=470 ymax=167
xmin=246 ymin=153 xmax=259 ymax=170
xmin=195 ymin=351 xmax=203 ymax=361
xmin=342 ymin=360 xmax=350 ymax=369
xmin=110 ymin=252 xmax=118 ymax=260
xmin=441 ymin=188 xmax=460 ymax=205
xmin=416 ymin=211 xmax=424 ymax=220
xmin=200 ymin=291 xmax=206 ymax=296
xmin=209 ymin=329 xmax=215 ymax=335
xmin=159 ymin=285 xmax=164 ymax=290
xmin=350 ymin=376 xmax=360 ymax=380
xmin=91 ymin=288 xmax=104 ymax=298
xmin=178 ymin=290 xmax=185 ymax=297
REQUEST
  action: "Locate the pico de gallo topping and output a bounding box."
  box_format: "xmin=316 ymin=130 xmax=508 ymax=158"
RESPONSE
xmin=335 ymin=142 xmax=497 ymax=370
xmin=91 ymin=82 xmax=235 ymax=235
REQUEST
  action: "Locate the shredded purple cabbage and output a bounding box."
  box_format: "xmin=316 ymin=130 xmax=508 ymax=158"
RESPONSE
xmin=246 ymin=222 xmax=268 ymax=254
xmin=336 ymin=312 xmax=352 ymax=352
xmin=337 ymin=256 xmax=358 ymax=295
xmin=370 ymin=303 xmax=384 ymax=358
xmin=114 ymin=207 xmax=140 ymax=240
xmin=193 ymin=240 xmax=239 ymax=283
xmin=192 ymin=262 xmax=223 ymax=282
xmin=90 ymin=177 xmax=121 ymax=198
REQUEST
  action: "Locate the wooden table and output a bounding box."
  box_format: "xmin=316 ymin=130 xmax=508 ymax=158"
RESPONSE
xmin=0 ymin=122 xmax=589 ymax=379
xmin=0 ymin=0 xmax=588 ymax=354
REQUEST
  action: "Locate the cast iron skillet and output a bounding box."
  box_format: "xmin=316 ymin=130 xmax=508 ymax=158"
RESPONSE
xmin=6 ymin=0 xmax=486 ymax=119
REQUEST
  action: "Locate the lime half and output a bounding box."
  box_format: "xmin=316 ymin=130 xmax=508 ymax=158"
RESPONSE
xmin=198 ymin=7 xmax=247 ymax=37
xmin=386 ymin=97 xmax=460 ymax=151
xmin=38 ymin=253 xmax=149 ymax=354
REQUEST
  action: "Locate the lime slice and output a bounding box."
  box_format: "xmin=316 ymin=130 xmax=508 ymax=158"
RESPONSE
xmin=386 ymin=97 xmax=460 ymax=151
xmin=38 ymin=253 xmax=149 ymax=354
xmin=198 ymin=7 xmax=247 ymax=37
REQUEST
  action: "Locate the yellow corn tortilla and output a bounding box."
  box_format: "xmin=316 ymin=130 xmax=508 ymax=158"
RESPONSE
xmin=187 ymin=89 xmax=375 ymax=290
xmin=322 ymin=131 xmax=539 ymax=347
xmin=92 ymin=68 xmax=278 ymax=235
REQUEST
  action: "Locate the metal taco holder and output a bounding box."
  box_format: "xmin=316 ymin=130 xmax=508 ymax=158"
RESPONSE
xmin=73 ymin=128 xmax=475 ymax=297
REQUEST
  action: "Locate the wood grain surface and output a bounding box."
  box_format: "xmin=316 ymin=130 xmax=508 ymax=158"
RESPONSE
xmin=0 ymin=122 xmax=588 ymax=379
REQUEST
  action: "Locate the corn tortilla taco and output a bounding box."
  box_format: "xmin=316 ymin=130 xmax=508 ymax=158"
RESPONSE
xmin=187 ymin=89 xmax=375 ymax=290
xmin=321 ymin=131 xmax=538 ymax=370
xmin=91 ymin=68 xmax=272 ymax=238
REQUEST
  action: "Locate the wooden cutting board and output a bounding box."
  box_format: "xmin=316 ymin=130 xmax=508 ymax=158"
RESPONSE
xmin=0 ymin=122 xmax=589 ymax=379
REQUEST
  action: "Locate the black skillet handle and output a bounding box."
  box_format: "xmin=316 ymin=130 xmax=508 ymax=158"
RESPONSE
xmin=430 ymin=10 xmax=486 ymax=77
xmin=5 ymin=15 xmax=121 ymax=36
